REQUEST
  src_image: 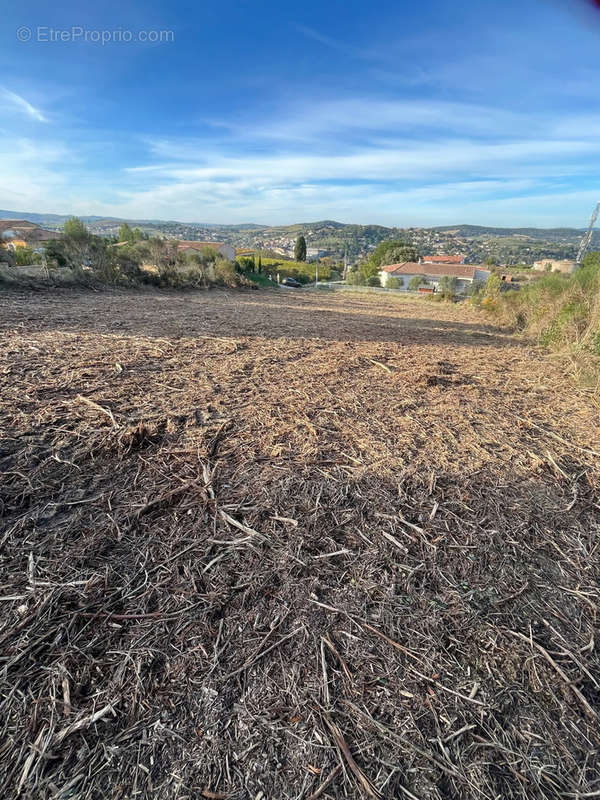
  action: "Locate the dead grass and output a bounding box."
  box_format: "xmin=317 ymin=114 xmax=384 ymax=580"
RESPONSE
xmin=1 ymin=287 xmax=599 ymax=800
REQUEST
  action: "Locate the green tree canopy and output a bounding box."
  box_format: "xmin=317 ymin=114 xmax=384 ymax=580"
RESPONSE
xmin=346 ymin=269 xmax=365 ymax=286
xmin=369 ymin=240 xmax=417 ymax=269
xmin=294 ymin=235 xmax=307 ymax=262
xmin=409 ymin=275 xmax=426 ymax=291
xmin=63 ymin=217 xmax=88 ymax=239
xmin=118 ymin=223 xmax=135 ymax=244
xmin=439 ymin=276 xmax=458 ymax=298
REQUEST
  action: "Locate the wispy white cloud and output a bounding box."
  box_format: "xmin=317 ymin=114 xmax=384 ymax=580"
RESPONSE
xmin=136 ymin=134 xmax=598 ymax=185
xmin=0 ymin=88 xmax=47 ymax=122
xmin=1 ymin=88 xmax=598 ymax=226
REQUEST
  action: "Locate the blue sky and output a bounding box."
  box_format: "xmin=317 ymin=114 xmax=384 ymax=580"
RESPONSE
xmin=1 ymin=0 xmax=599 ymax=226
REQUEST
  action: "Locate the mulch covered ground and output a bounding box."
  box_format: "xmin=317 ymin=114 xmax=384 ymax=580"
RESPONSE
xmin=1 ymin=286 xmax=599 ymax=800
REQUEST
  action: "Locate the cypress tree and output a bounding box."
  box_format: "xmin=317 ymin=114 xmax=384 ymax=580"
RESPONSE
xmin=294 ymin=235 xmax=307 ymax=262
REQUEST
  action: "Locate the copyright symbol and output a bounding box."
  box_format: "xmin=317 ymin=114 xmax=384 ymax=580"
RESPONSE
xmin=16 ymin=26 xmax=32 ymax=42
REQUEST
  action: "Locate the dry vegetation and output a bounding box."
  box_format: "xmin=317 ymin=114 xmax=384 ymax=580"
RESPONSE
xmin=1 ymin=287 xmax=599 ymax=800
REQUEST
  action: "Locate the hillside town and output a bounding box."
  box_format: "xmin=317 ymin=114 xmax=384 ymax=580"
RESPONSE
xmin=1 ymin=215 xmax=581 ymax=298
xmin=1 ymin=211 xmax=590 ymax=271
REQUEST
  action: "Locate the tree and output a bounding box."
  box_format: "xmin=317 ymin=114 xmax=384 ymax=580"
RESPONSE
xmin=148 ymin=237 xmax=177 ymax=277
xmin=346 ymin=269 xmax=365 ymax=286
xmin=63 ymin=217 xmax=88 ymax=239
xmin=438 ymin=276 xmax=458 ymax=299
xmin=45 ymin=239 xmax=68 ymax=267
xmin=484 ymin=273 xmax=502 ymax=298
xmin=484 ymin=256 xmax=498 ymax=267
xmin=118 ymin=223 xmax=135 ymax=244
xmin=387 ymin=276 xmax=400 ymax=289
xmin=409 ymin=275 xmax=426 ymax=291
xmin=368 ymin=240 xmax=417 ymax=269
xmin=466 ymin=279 xmax=485 ymax=297
xmin=295 ymin=235 xmax=307 ymax=262
xmin=258 ymin=255 xmax=262 ymax=273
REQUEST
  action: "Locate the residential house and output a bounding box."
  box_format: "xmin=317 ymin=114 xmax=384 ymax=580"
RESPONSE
xmin=0 ymin=219 xmax=61 ymax=251
xmin=532 ymin=259 xmax=575 ymax=274
xmin=177 ymin=241 xmax=235 ymax=260
xmin=379 ymin=262 xmax=490 ymax=293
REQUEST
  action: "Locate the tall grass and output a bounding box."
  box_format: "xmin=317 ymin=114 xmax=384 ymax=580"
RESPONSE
xmin=491 ymin=253 xmax=600 ymax=357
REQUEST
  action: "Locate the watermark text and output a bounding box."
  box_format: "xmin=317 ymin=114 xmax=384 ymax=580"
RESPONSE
xmin=17 ymin=26 xmax=174 ymax=45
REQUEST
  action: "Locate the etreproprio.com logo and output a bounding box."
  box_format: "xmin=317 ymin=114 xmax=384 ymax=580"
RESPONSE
xmin=16 ymin=26 xmax=175 ymax=44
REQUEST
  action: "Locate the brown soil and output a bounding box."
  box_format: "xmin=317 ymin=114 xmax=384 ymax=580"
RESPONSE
xmin=1 ymin=287 xmax=599 ymax=800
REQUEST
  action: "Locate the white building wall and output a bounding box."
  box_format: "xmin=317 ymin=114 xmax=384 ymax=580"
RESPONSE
xmin=380 ymin=270 xmax=477 ymax=293
xmin=218 ymin=244 xmax=235 ymax=261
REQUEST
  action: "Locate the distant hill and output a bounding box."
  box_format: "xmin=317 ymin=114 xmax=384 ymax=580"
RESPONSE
xmin=431 ymin=224 xmax=588 ymax=241
xmin=0 ymin=209 xmax=590 ymax=238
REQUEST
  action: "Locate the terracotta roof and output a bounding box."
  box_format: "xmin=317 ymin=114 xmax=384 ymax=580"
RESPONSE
xmin=422 ymin=255 xmax=465 ymax=264
xmin=381 ymin=262 xmax=487 ymax=279
xmin=0 ymin=220 xmax=60 ymax=241
xmin=0 ymin=219 xmax=38 ymax=231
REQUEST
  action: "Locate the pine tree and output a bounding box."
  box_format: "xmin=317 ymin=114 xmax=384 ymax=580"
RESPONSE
xmin=63 ymin=217 xmax=88 ymax=239
xmin=118 ymin=223 xmax=135 ymax=244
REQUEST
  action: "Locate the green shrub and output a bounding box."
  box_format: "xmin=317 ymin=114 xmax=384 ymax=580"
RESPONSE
xmin=408 ymin=275 xmax=425 ymax=291
xmin=438 ymin=276 xmax=458 ymax=300
xmin=346 ymin=270 xmax=365 ymax=286
xmin=214 ymin=259 xmax=239 ymax=288
xmin=484 ymin=251 xmax=600 ymax=362
xmin=484 ymin=273 xmax=502 ymax=299
xmin=14 ymin=246 xmax=41 ymax=266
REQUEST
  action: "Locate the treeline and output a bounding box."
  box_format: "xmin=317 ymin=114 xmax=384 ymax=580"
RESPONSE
xmin=21 ymin=218 xmax=249 ymax=289
xmin=238 ymin=254 xmax=341 ymax=285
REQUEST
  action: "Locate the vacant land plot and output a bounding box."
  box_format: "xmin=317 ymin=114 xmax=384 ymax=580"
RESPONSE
xmin=1 ymin=288 xmax=599 ymax=800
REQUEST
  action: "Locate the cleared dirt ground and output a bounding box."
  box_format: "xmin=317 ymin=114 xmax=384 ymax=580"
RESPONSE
xmin=1 ymin=287 xmax=599 ymax=800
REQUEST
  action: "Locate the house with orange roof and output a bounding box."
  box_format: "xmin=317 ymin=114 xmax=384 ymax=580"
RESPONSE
xmin=379 ymin=261 xmax=490 ymax=293
xmin=0 ymin=219 xmax=61 ymax=251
